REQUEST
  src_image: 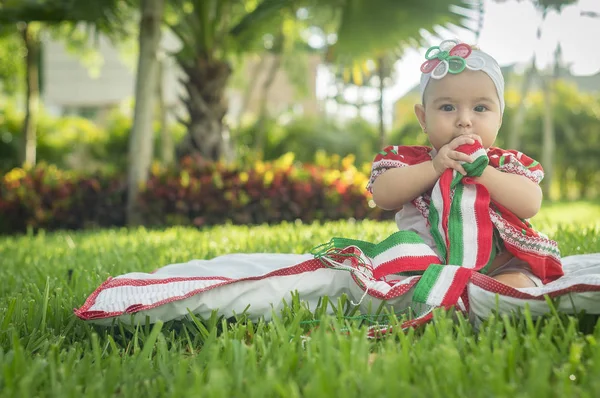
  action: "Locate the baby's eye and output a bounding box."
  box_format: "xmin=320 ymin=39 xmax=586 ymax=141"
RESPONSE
xmin=440 ymin=104 xmax=455 ymax=111
xmin=474 ymin=105 xmax=488 ymax=112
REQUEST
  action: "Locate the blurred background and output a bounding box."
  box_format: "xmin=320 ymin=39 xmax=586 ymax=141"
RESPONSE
xmin=0 ymin=0 xmax=599 ymax=233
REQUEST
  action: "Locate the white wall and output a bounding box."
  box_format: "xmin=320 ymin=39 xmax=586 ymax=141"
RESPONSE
xmin=41 ymin=30 xmax=320 ymax=124
xmin=42 ymin=31 xmax=185 ymax=117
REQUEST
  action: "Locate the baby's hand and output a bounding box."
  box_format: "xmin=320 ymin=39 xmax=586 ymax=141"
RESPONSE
xmin=432 ymin=135 xmax=480 ymax=176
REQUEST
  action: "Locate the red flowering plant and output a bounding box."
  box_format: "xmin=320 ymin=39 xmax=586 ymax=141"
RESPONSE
xmin=0 ymin=164 xmax=126 ymax=234
xmin=1 ymin=153 xmax=388 ymax=234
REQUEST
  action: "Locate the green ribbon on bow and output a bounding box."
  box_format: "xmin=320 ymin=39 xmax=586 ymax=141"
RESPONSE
xmin=425 ymin=46 xmax=467 ymax=74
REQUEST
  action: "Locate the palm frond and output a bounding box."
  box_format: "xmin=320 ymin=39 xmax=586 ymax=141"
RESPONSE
xmin=0 ymin=0 xmax=134 ymax=24
xmin=229 ymin=0 xmax=297 ymax=37
xmin=327 ymin=0 xmax=476 ymax=62
xmin=0 ymin=0 xmax=135 ymax=41
xmin=534 ymin=0 xmax=578 ymax=12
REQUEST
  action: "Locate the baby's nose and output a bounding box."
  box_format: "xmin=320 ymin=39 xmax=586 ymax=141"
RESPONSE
xmin=456 ymin=112 xmax=473 ymax=128
xmin=457 ymin=119 xmax=472 ymax=128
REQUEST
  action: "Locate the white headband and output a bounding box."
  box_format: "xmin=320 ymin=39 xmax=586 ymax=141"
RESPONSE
xmin=419 ymin=40 xmax=505 ymax=114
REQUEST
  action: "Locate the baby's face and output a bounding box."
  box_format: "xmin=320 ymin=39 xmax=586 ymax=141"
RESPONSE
xmin=415 ymin=70 xmax=503 ymax=151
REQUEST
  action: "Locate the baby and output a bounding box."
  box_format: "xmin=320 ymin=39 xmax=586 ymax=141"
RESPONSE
xmin=367 ymin=40 xmax=563 ymax=288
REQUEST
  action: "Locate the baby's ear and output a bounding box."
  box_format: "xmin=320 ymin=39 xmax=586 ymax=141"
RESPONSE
xmin=414 ymin=104 xmax=427 ymax=130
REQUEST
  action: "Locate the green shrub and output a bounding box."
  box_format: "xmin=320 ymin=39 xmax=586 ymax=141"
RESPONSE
xmin=0 ymin=154 xmax=388 ymax=234
xmin=234 ymin=116 xmax=380 ymax=166
xmin=0 ymin=103 xmax=187 ymax=175
xmin=0 ymin=164 xmax=126 ymax=234
xmin=0 ymin=103 xmax=67 ymax=171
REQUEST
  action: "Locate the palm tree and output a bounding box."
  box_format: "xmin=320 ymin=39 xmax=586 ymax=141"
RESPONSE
xmin=127 ymin=0 xmax=165 ymax=226
xmin=167 ymin=0 xmax=476 ymax=162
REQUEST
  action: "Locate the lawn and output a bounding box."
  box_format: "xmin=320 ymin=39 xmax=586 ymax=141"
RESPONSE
xmin=1 ymin=201 xmax=600 ymax=397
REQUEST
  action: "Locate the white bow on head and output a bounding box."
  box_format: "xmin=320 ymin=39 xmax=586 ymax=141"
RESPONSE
xmin=419 ymin=39 xmax=505 ymax=114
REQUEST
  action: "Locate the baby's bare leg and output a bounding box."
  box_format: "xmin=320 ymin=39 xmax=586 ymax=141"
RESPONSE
xmin=492 ymin=272 xmax=537 ymax=288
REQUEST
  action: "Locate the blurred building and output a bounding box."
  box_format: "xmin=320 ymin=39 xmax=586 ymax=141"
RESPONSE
xmin=41 ymin=31 xmax=321 ymax=126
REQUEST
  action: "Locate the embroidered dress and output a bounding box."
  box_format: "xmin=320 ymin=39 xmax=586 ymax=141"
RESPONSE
xmin=367 ymin=143 xmax=563 ymax=286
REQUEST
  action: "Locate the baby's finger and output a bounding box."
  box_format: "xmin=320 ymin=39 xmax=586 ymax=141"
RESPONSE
xmin=451 ymin=161 xmax=467 ymax=176
xmin=450 ymin=136 xmax=475 ymax=148
xmin=450 ymin=150 xmax=473 ymax=163
xmin=470 ymin=135 xmax=483 ymax=144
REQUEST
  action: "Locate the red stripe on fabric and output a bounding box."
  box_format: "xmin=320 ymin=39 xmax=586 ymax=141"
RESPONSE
xmin=489 ymin=200 xmax=564 ymax=283
xmin=73 ymin=277 xmax=116 ymax=319
xmin=440 ymin=267 xmax=474 ymax=307
xmin=72 ymin=277 xmax=248 ymax=320
xmin=472 ymin=184 xmax=494 ymax=269
xmin=470 ymin=273 xmax=600 ymax=299
xmin=74 ymin=258 xmax=326 ymax=320
xmin=503 ymin=243 xmax=563 ymax=284
xmin=372 ymin=256 xmax=441 ymax=280
xmin=401 ymin=311 xmax=435 ymax=329
xmin=365 ymin=311 xmax=436 ymax=339
xmin=460 ymin=289 xmax=470 ymax=313
xmin=384 ymin=277 xmax=420 ymax=299
xmin=350 ymin=274 xmax=421 ymax=300
xmin=439 ymin=170 xmax=454 ymax=258
xmin=327 ymin=247 xmax=371 ymax=270
xmin=366 ymin=311 xmax=436 ymax=339
xmin=102 ymin=275 xmax=232 ymax=288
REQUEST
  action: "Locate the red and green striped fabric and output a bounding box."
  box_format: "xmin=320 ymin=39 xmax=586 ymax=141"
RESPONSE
xmin=317 ymin=142 xmax=563 ymax=320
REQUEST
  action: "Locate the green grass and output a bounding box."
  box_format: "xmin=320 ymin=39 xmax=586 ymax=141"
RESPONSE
xmin=533 ymin=200 xmax=600 ymax=228
xmin=1 ymin=202 xmax=600 ymax=397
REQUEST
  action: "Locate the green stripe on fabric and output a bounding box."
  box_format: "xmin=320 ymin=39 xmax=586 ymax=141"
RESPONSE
xmin=428 ymin=198 xmax=447 ymax=262
xmin=447 ymin=185 xmax=464 ymax=264
xmin=499 ymin=155 xmax=506 ymax=167
xmin=526 ymin=160 xmax=539 ymax=169
xmin=328 ymin=237 xmax=376 ymax=254
xmin=367 ymin=231 xmax=427 ymax=258
xmin=463 ymin=153 xmax=489 ymax=177
xmin=450 ymin=172 xmax=463 ymax=189
xmin=396 ymin=270 xmax=425 ymax=277
xmin=326 ymin=231 xmax=425 ymax=258
xmin=412 ymin=264 xmax=444 ymax=303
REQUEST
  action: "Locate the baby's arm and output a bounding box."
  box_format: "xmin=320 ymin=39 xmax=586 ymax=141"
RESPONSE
xmin=474 ymin=166 xmax=542 ymax=219
xmin=371 ymin=135 xmax=478 ymax=210
xmin=371 ymin=161 xmax=438 ymax=210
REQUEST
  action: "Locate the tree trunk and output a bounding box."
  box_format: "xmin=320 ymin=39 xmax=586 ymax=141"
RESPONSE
xmin=157 ymin=58 xmax=174 ymax=166
xmin=507 ymin=56 xmax=536 ymax=150
xmin=540 ymin=74 xmax=555 ymax=200
xmin=254 ymin=54 xmax=281 ymax=154
xmin=377 ymin=57 xmax=386 ymax=149
xmin=127 ymin=0 xmax=164 ymax=226
xmin=176 ymin=57 xmax=231 ymax=162
xmin=20 ymin=23 xmax=41 ymax=167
